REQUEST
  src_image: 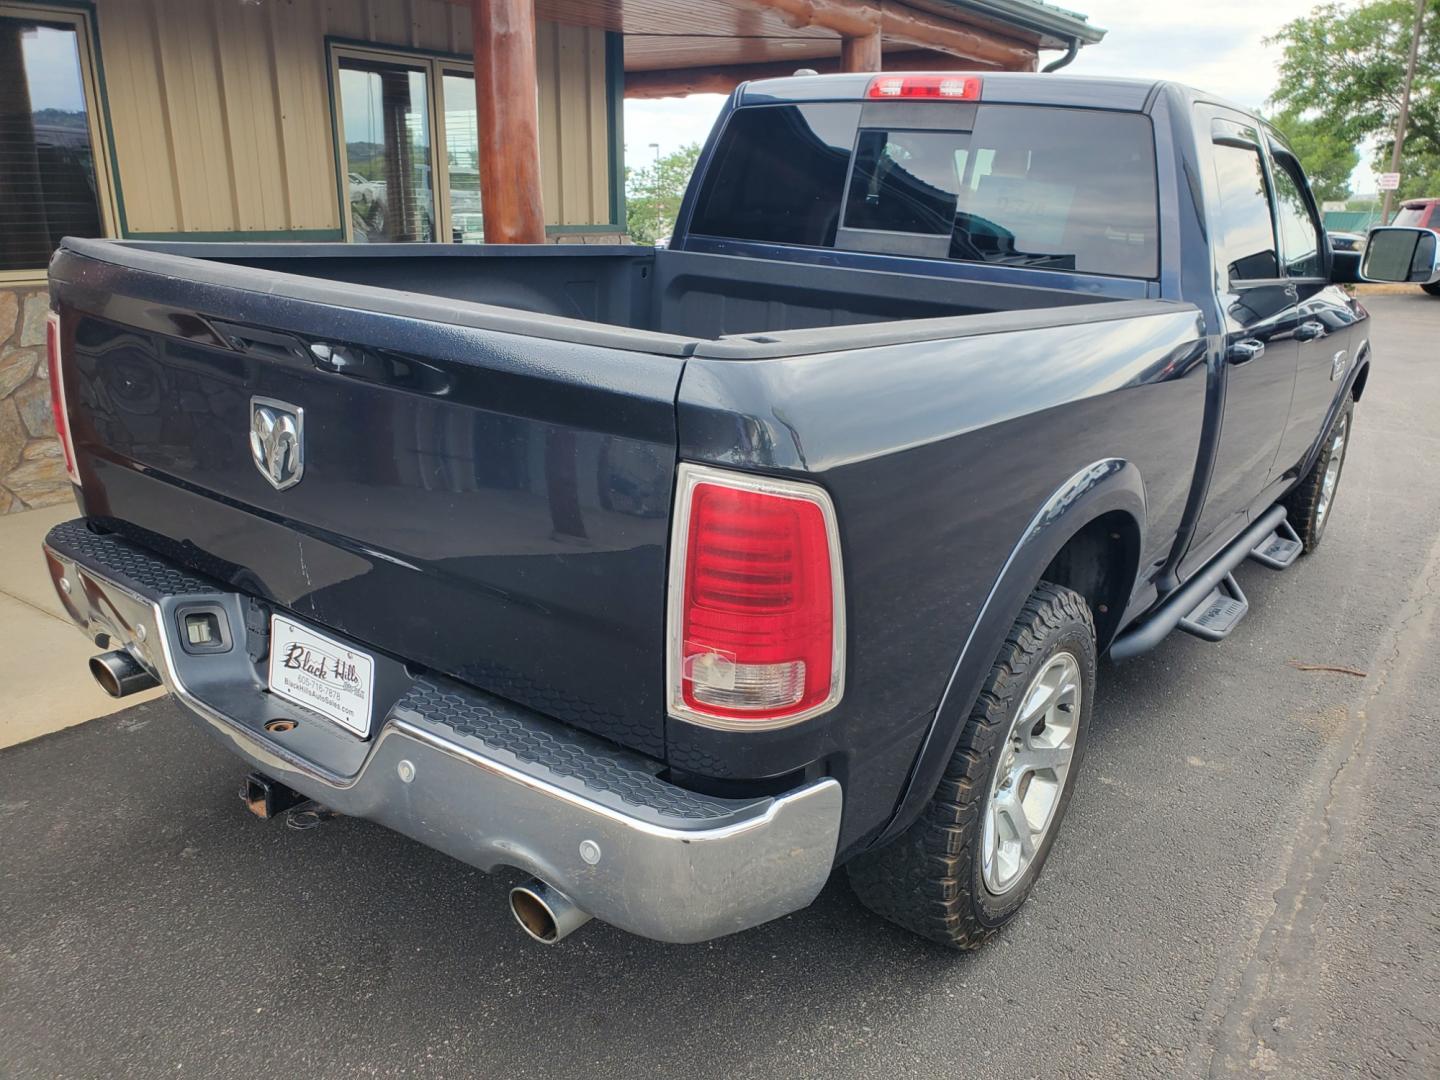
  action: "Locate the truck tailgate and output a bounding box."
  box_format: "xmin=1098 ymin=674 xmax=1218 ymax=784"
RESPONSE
xmin=50 ymin=241 xmax=684 ymax=756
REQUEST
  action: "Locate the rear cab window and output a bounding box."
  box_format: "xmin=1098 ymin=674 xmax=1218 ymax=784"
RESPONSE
xmin=688 ymin=101 xmax=1160 ymax=279
xmin=686 ymin=103 xmax=859 ymax=248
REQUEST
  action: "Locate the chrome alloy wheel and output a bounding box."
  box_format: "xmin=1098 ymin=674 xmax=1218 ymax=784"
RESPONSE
xmin=981 ymin=651 xmax=1082 ymax=896
xmin=1316 ymin=414 xmax=1349 ymax=529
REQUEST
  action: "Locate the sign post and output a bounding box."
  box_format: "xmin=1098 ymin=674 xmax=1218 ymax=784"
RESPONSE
xmin=1381 ymin=0 xmax=1428 ymax=222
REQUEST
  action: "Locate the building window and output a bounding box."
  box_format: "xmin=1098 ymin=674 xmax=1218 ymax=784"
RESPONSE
xmin=441 ymin=71 xmax=482 ymax=243
xmin=330 ymin=46 xmax=483 ymax=244
xmin=337 ymin=55 xmax=436 ymax=243
xmin=0 ymin=4 xmax=114 ymax=275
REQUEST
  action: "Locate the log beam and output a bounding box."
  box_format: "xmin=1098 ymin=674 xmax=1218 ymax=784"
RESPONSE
xmin=730 ymin=0 xmax=1035 ymax=70
xmin=474 ymin=0 xmax=546 ymax=243
xmin=732 ymin=0 xmax=879 ymax=38
xmin=625 ymin=49 xmax=998 ymax=98
xmin=879 ymin=2 xmax=1034 ymax=69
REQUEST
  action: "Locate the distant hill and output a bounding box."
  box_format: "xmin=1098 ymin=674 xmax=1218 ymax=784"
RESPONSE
xmin=31 ymin=108 xmax=87 ymax=129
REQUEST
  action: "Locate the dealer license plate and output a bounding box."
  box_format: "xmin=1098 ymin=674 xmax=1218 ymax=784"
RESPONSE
xmin=267 ymin=615 xmax=375 ymax=737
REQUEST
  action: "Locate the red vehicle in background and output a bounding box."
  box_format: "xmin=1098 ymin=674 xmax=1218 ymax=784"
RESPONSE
xmin=1393 ymin=199 xmax=1440 ymax=295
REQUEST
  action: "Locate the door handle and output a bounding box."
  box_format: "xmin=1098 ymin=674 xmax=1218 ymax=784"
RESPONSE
xmin=1294 ymin=320 xmax=1327 ymax=342
xmin=1226 ymin=339 xmax=1266 ymax=365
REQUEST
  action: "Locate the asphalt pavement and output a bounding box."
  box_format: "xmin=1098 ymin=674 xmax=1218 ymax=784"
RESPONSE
xmin=2 ymin=293 xmax=1437 ymax=1080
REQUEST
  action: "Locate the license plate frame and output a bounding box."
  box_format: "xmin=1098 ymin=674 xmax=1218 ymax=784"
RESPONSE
xmin=266 ymin=614 xmax=375 ymax=737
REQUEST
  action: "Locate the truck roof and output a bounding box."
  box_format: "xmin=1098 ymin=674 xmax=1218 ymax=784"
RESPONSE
xmin=738 ymin=71 xmax=1242 ymax=116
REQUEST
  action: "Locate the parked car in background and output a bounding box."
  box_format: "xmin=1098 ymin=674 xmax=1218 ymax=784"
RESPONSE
xmin=40 ymin=73 xmax=1440 ymax=951
xmin=347 ymin=172 xmax=384 ymax=204
xmin=1392 ymin=199 xmax=1440 ymax=296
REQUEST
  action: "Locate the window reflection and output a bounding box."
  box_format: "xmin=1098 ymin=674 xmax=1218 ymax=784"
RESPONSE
xmin=339 ymin=57 xmax=435 ymax=243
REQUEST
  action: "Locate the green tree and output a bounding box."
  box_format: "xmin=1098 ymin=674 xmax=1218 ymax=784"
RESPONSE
xmin=624 ymin=143 xmax=701 ymax=245
xmin=1267 ymin=109 xmax=1360 ymax=202
xmin=1268 ymin=0 xmax=1440 ymax=201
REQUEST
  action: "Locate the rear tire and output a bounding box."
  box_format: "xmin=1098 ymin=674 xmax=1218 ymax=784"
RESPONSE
xmin=1282 ymin=399 xmax=1354 ymax=554
xmin=846 ymin=582 xmax=1096 ymax=949
xmin=1422 ymin=282 xmax=1440 ymax=297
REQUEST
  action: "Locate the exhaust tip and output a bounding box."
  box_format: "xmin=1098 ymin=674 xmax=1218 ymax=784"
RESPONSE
xmin=509 ymin=880 xmax=591 ymax=945
xmin=89 ymin=650 xmax=159 ymax=698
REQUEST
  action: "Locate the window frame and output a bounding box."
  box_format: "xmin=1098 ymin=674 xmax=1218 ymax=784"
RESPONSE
xmin=327 ymin=42 xmax=477 ymax=244
xmin=0 ymin=1 xmax=118 ymax=281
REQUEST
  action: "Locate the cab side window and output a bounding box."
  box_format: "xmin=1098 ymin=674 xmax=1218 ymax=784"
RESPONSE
xmin=1270 ymin=156 xmax=1322 ymax=278
xmin=1211 ymin=140 xmax=1279 ymax=282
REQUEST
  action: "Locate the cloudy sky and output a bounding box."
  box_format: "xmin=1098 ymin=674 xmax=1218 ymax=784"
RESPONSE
xmin=624 ymin=0 xmax=1379 ymax=191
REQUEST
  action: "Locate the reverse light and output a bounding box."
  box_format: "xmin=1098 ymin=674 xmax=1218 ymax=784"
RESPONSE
xmin=45 ymin=311 xmax=81 ymax=487
xmin=866 ymin=74 xmax=982 ymax=101
xmin=667 ymin=464 xmax=845 ymax=730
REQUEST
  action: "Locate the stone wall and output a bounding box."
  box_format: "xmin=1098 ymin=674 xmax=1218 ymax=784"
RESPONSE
xmin=0 ymin=283 xmax=68 ymax=513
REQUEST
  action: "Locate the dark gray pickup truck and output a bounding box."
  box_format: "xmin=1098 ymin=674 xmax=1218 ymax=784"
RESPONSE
xmin=41 ymin=73 xmax=1440 ymax=948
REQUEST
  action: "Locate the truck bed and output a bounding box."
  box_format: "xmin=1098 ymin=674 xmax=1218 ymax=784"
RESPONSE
xmin=49 ymin=237 xmax=1193 ymax=772
xmin=74 ymin=239 xmax=1127 ymax=353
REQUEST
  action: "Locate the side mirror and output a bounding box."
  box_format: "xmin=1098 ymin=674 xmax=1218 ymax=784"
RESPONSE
xmin=1360 ymin=226 xmax=1440 ymax=284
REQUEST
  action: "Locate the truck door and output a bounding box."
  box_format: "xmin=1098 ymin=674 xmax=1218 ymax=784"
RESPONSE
xmin=1267 ymin=145 xmax=1359 ymax=478
xmin=1187 ymin=115 xmax=1299 ymax=561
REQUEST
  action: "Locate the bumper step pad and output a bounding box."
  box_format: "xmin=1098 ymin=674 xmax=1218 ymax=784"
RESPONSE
xmin=1249 ymin=521 xmax=1303 ymax=570
xmin=1177 ymin=572 xmax=1249 ymax=642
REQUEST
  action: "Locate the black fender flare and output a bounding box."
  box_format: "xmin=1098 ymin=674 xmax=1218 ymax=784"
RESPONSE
xmin=870 ymin=458 xmax=1147 ymax=848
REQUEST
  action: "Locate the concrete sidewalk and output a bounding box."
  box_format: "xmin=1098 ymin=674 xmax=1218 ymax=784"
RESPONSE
xmin=0 ymin=504 xmax=160 ymax=749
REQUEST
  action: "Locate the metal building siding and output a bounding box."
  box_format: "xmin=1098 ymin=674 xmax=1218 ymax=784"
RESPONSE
xmin=537 ymin=20 xmax=611 ymax=225
xmin=94 ymin=0 xmax=613 ymax=235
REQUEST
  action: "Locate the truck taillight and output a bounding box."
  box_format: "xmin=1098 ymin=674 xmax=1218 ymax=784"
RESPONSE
xmin=866 ymin=74 xmax=981 ymax=100
xmin=45 ymin=311 xmax=81 ymax=488
xmin=668 ymin=464 xmax=844 ymax=730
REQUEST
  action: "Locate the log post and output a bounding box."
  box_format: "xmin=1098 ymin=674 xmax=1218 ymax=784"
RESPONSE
xmin=840 ymin=30 xmax=882 ymax=72
xmin=473 ymin=0 xmax=546 ymax=243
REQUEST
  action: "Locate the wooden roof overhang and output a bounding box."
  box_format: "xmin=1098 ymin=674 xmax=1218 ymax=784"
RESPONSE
xmin=447 ymin=1 xmax=1102 ymax=95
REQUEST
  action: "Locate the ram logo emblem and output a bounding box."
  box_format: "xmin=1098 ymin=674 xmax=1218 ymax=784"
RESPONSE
xmin=249 ymin=397 xmax=305 ymax=490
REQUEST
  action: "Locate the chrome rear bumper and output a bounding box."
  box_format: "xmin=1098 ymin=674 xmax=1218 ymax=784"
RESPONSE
xmin=43 ymin=519 xmax=841 ymax=944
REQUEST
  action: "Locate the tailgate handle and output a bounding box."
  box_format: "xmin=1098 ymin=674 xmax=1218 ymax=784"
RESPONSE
xmin=211 ymin=321 xmax=309 ymax=364
xmin=308 ymin=341 xmax=454 ymax=395
xmin=308 ymin=341 xmax=363 ymax=373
